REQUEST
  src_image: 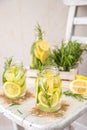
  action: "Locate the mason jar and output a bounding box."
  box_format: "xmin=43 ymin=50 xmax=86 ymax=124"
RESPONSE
xmin=35 ymin=65 xmax=62 ymax=112
xmin=3 ymin=62 xmax=26 ymax=99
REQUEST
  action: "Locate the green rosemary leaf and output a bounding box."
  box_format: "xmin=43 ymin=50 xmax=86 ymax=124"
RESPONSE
xmin=4 ymin=57 xmax=13 ymax=70
xmin=9 ymin=102 xmax=20 ymax=107
xmin=52 ymin=41 xmax=87 ymax=71
xmin=17 ymin=109 xmax=23 ymax=115
xmin=55 ymin=113 xmax=64 ymax=117
xmin=63 ymin=91 xmax=87 ymax=101
xmin=35 ymin=23 xmax=44 ymax=41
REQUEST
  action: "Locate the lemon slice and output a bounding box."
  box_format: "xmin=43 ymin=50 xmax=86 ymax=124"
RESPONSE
xmin=34 ymin=49 xmax=40 ymax=59
xmin=75 ymin=75 xmax=87 ymax=81
xmin=69 ymin=79 xmax=87 ymax=95
xmin=37 ymin=40 xmax=50 ymax=51
xmin=38 ymin=92 xmax=49 ymax=107
xmin=40 ymin=51 xmax=50 ymax=64
xmin=43 ymin=70 xmax=54 ymax=77
xmin=54 ymin=75 xmax=61 ymax=87
xmin=3 ymin=82 xmax=21 ymax=99
xmin=5 ymin=71 xmax=15 ymax=82
xmin=35 ymin=41 xmax=50 ymax=63
xmin=38 ymin=91 xmax=59 ymax=107
xmin=36 ymin=43 xmax=43 ymax=55
xmin=51 ymin=92 xmax=60 ymax=107
xmin=47 ymin=77 xmax=54 ymax=94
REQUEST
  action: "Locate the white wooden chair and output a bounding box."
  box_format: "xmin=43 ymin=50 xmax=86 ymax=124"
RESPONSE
xmin=64 ymin=0 xmax=87 ymax=43
xmin=63 ymin=0 xmax=87 ymax=130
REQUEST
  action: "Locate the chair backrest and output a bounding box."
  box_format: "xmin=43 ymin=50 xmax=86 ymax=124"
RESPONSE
xmin=64 ymin=0 xmax=87 ymax=6
xmin=64 ymin=0 xmax=87 ymax=76
xmin=64 ymin=0 xmax=87 ymax=44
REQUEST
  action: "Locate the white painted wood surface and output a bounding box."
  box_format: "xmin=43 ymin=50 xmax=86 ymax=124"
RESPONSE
xmin=65 ymin=6 xmax=76 ymax=42
xmin=74 ymin=122 xmax=87 ymax=130
xmin=74 ymin=17 xmax=87 ymax=25
xmin=60 ymin=68 xmax=78 ymax=80
xmin=64 ymin=0 xmax=87 ymax=6
xmin=72 ymin=36 xmax=87 ymax=44
xmin=0 ymin=79 xmax=87 ymax=130
xmin=64 ymin=0 xmax=87 ymax=44
xmin=0 ymin=114 xmax=14 ymax=130
xmin=12 ymin=122 xmax=18 ymax=130
xmin=26 ymin=68 xmax=78 ymax=81
xmin=64 ymin=1 xmax=87 ymax=130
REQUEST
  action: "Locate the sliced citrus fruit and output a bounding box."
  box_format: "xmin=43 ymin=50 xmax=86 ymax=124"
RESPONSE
xmin=38 ymin=91 xmax=59 ymax=108
xmin=36 ymin=42 xmax=43 ymax=55
xmin=47 ymin=77 xmax=54 ymax=94
xmin=4 ymin=71 xmax=15 ymax=82
xmin=39 ymin=51 xmax=50 ymax=64
xmin=51 ymin=92 xmax=59 ymax=107
xmin=54 ymin=75 xmax=61 ymax=87
xmin=14 ymin=75 xmax=26 ymax=86
xmin=43 ymin=70 xmax=54 ymax=77
xmin=34 ymin=49 xmax=40 ymax=59
xmin=37 ymin=40 xmax=50 ymax=51
xmin=38 ymin=92 xmax=49 ymax=106
xmin=21 ymin=83 xmax=26 ymax=96
xmin=75 ymin=75 xmax=87 ymax=81
xmin=3 ymin=82 xmax=21 ymax=99
xmin=69 ymin=79 xmax=87 ymax=95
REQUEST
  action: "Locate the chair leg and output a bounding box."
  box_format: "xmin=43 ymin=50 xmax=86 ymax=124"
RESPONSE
xmin=64 ymin=125 xmax=75 ymax=130
xmin=65 ymin=6 xmax=76 ymax=42
xmin=12 ymin=121 xmax=18 ymax=130
xmin=12 ymin=122 xmax=26 ymax=130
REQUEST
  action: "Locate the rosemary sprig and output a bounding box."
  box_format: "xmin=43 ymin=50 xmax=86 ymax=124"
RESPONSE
xmin=2 ymin=57 xmax=13 ymax=83
xmin=63 ymin=91 xmax=87 ymax=101
xmin=17 ymin=109 xmax=23 ymax=115
xmin=9 ymin=102 xmax=20 ymax=107
xmin=55 ymin=113 xmax=64 ymax=117
xmin=52 ymin=41 xmax=87 ymax=71
xmin=4 ymin=57 xmax=13 ymax=70
xmin=35 ymin=23 xmax=44 ymax=41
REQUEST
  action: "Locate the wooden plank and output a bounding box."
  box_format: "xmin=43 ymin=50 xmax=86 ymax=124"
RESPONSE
xmin=23 ymin=95 xmax=87 ymax=130
xmin=65 ymin=6 xmax=76 ymax=42
xmin=0 ymin=114 xmax=14 ymax=130
xmin=74 ymin=17 xmax=87 ymax=25
xmin=63 ymin=0 xmax=87 ymax=6
xmin=72 ymin=122 xmax=87 ymax=130
xmin=1 ymin=79 xmax=87 ymax=130
xmin=72 ymin=36 xmax=87 ymax=44
xmin=60 ymin=68 xmax=78 ymax=81
xmin=12 ymin=122 xmax=18 ymax=130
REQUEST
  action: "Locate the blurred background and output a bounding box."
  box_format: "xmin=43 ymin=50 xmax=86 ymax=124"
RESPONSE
xmin=0 ymin=1 xmax=87 ymax=130
xmin=0 ymin=0 xmax=87 ymax=80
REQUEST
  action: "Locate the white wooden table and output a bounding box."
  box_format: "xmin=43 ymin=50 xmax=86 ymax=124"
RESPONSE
xmin=0 ymin=78 xmax=87 ymax=130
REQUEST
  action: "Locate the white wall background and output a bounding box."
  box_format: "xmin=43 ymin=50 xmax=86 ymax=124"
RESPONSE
xmin=0 ymin=0 xmax=87 ymax=83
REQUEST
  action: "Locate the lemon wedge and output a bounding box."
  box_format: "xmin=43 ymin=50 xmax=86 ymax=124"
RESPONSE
xmin=69 ymin=79 xmax=87 ymax=95
xmin=3 ymin=82 xmax=21 ymax=99
xmin=75 ymin=75 xmax=87 ymax=81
